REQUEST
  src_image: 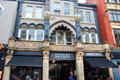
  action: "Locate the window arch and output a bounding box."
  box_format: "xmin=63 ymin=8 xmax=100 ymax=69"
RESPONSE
xmin=90 ymin=28 xmax=99 ymax=43
xmin=18 ymin=23 xmax=44 ymax=41
xmin=82 ymin=27 xmax=90 ymax=43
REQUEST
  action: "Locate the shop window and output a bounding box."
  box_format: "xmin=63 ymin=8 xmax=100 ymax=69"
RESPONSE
xmin=64 ymin=3 xmax=70 ymax=15
xmin=114 ymin=29 xmax=120 ymax=45
xmin=79 ymin=11 xmax=83 ymax=22
xmin=109 ymin=10 xmax=120 ymax=22
xmin=54 ymin=3 xmax=61 ymax=15
xmin=25 ymin=6 xmax=33 ymax=18
xmin=86 ymin=12 xmax=91 ymax=23
xmin=35 ymin=7 xmax=42 ymax=19
xmin=36 ymin=29 xmax=44 ymax=41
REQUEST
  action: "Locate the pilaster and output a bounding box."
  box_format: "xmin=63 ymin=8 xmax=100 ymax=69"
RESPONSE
xmin=43 ymin=50 xmax=49 ymax=80
xmin=105 ymin=44 xmax=114 ymax=79
xmin=42 ymin=40 xmax=49 ymax=80
xmin=3 ymin=50 xmax=14 ymax=80
xmin=75 ymin=42 xmax=85 ymax=80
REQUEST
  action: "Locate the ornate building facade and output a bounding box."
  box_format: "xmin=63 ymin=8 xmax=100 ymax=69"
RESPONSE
xmin=3 ymin=0 xmax=117 ymax=80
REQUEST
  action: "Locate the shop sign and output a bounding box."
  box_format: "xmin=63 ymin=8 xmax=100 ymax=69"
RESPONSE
xmin=84 ymin=53 xmax=105 ymax=57
xmin=50 ymin=52 xmax=75 ymax=60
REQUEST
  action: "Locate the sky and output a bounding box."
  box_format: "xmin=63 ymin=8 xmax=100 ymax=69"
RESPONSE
xmin=78 ymin=0 xmax=86 ymax=3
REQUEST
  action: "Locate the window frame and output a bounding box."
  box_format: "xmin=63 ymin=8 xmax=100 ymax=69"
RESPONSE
xmin=64 ymin=3 xmax=70 ymax=16
xmin=109 ymin=10 xmax=120 ymax=22
xmin=113 ymin=29 xmax=120 ymax=45
xmin=86 ymin=11 xmax=91 ymax=23
xmin=54 ymin=2 xmax=61 ymax=15
xmin=25 ymin=6 xmax=33 ymax=18
xmin=35 ymin=7 xmax=42 ymax=19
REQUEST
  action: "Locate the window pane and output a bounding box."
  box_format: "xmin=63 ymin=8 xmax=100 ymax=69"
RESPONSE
xmin=86 ymin=12 xmax=91 ymax=23
xmin=29 ymin=29 xmax=35 ymax=40
xmin=64 ymin=4 xmax=70 ymax=15
xmin=85 ymin=32 xmax=90 ymax=43
xmin=110 ymin=0 xmax=117 ymax=3
xmin=37 ymin=29 xmax=44 ymax=41
xmin=91 ymin=33 xmax=96 ymax=43
xmin=66 ymin=31 xmax=72 ymax=43
xmin=79 ymin=11 xmax=83 ymax=22
xmin=35 ymin=7 xmax=42 ymax=18
xmin=58 ymin=31 xmax=64 ymax=44
xmin=20 ymin=28 xmax=27 ymax=39
xmin=25 ymin=6 xmax=32 ymax=18
xmin=0 ymin=8 xmax=2 ymax=16
xmin=54 ymin=3 xmax=60 ymax=15
xmin=51 ymin=32 xmax=56 ymax=43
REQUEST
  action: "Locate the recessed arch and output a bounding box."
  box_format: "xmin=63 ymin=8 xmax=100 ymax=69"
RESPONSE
xmin=50 ymin=20 xmax=76 ymax=37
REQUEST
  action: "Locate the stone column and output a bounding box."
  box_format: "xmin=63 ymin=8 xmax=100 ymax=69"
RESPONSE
xmin=76 ymin=51 xmax=85 ymax=80
xmin=106 ymin=51 xmax=114 ymax=79
xmin=43 ymin=50 xmax=49 ymax=80
xmin=105 ymin=44 xmax=114 ymax=79
xmin=3 ymin=50 xmax=14 ymax=80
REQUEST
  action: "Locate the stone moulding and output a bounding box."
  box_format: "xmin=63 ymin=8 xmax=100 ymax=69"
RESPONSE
xmin=8 ymin=39 xmax=109 ymax=52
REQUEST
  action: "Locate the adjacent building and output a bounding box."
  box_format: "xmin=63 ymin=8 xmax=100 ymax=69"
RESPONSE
xmin=2 ymin=0 xmax=117 ymax=80
xmin=0 ymin=0 xmax=18 ymax=80
xmin=87 ymin=0 xmax=120 ymax=80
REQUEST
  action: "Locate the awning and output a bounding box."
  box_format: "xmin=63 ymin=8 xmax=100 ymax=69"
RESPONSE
xmin=6 ymin=56 xmax=42 ymax=67
xmin=85 ymin=57 xmax=118 ymax=68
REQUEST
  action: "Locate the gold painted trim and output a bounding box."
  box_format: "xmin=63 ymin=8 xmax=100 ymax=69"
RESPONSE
xmin=106 ymin=3 xmax=120 ymax=10
xmin=80 ymin=22 xmax=96 ymax=25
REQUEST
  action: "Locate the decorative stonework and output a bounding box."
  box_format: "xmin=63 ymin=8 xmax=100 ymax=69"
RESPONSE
xmin=8 ymin=39 xmax=109 ymax=52
xmin=50 ymin=45 xmax=75 ymax=51
xmin=106 ymin=3 xmax=120 ymax=10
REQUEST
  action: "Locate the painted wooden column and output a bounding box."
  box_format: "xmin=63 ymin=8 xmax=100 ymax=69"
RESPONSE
xmin=3 ymin=50 xmax=14 ymax=80
xmin=13 ymin=0 xmax=23 ymax=37
xmin=105 ymin=44 xmax=114 ymax=79
xmin=76 ymin=42 xmax=85 ymax=80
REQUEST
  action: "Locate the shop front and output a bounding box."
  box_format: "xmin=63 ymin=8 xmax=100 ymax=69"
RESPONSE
xmin=6 ymin=51 xmax=43 ymax=80
xmin=111 ymin=50 xmax=120 ymax=80
xmin=84 ymin=53 xmax=117 ymax=80
xmin=49 ymin=52 xmax=76 ymax=80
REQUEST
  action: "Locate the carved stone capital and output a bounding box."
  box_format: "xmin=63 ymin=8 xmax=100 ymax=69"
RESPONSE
xmin=43 ymin=51 xmax=49 ymax=57
xmin=76 ymin=52 xmax=84 ymax=60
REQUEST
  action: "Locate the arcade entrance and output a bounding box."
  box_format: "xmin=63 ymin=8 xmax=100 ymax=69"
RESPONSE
xmin=49 ymin=52 xmax=76 ymax=80
xmin=49 ymin=61 xmax=76 ymax=80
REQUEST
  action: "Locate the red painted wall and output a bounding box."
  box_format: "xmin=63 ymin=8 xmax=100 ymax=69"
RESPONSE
xmin=86 ymin=0 xmax=116 ymax=47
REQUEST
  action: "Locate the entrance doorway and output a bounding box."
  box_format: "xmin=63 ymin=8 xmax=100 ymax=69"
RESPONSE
xmin=49 ymin=61 xmax=76 ymax=80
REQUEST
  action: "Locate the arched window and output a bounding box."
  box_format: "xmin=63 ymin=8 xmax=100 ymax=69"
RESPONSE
xmin=20 ymin=28 xmax=27 ymax=40
xmin=36 ymin=29 xmax=44 ymax=41
xmin=29 ymin=29 xmax=35 ymax=40
xmin=50 ymin=25 xmax=75 ymax=45
xmin=18 ymin=23 xmax=44 ymax=41
xmin=91 ymin=33 xmax=96 ymax=43
xmin=85 ymin=32 xmax=90 ymax=43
